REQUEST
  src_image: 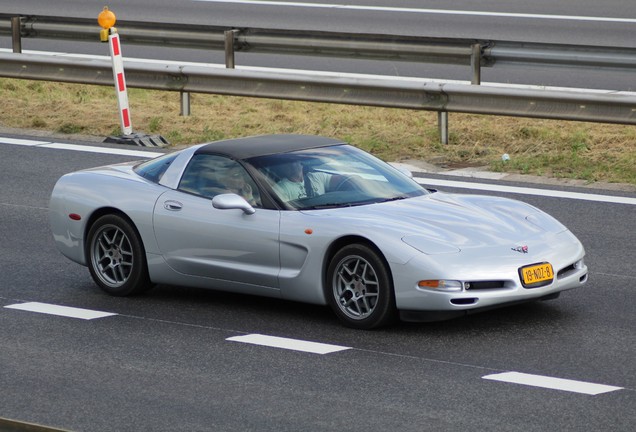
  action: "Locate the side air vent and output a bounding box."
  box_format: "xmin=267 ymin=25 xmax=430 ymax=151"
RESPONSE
xmin=451 ymin=298 xmax=478 ymax=305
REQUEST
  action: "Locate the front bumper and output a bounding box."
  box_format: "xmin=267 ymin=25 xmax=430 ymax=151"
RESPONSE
xmin=391 ymin=230 xmax=588 ymax=321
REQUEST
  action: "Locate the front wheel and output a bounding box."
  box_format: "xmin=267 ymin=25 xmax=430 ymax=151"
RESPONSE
xmin=326 ymin=244 xmax=396 ymax=329
xmin=86 ymin=214 xmax=151 ymax=296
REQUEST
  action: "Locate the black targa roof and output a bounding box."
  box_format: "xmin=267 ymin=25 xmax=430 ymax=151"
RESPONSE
xmin=195 ymin=134 xmax=345 ymax=160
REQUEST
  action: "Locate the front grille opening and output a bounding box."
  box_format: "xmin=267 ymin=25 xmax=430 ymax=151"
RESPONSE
xmin=465 ymin=281 xmax=507 ymax=290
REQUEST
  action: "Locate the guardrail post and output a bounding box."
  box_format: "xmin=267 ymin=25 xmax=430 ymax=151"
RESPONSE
xmin=438 ymin=111 xmax=449 ymax=144
xmin=225 ymin=29 xmax=239 ymax=68
xmin=438 ymin=43 xmax=482 ymax=144
xmin=11 ymin=16 xmax=22 ymax=53
xmin=180 ymin=91 xmax=191 ymax=116
xmin=438 ymin=112 xmax=449 ymax=145
xmin=471 ymin=43 xmax=482 ymax=85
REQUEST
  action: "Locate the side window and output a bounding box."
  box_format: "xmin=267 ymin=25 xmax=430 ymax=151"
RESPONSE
xmin=178 ymin=154 xmax=261 ymax=207
xmin=134 ymin=152 xmax=179 ymax=183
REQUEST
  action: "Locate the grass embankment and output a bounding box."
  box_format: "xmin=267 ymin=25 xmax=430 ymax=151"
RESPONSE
xmin=2 ymin=78 xmax=635 ymax=185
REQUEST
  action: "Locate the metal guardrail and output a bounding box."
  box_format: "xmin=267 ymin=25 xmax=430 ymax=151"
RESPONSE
xmin=0 ymin=14 xmax=487 ymax=84
xmin=1 ymin=14 xmax=636 ymax=140
xmin=1 ymin=52 xmax=635 ymax=125
xmin=0 ymin=15 xmax=481 ymax=63
xmin=3 ymin=14 xmax=636 ymax=72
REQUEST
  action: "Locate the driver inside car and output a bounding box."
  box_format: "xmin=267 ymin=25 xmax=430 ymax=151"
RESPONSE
xmin=273 ymin=160 xmax=339 ymax=201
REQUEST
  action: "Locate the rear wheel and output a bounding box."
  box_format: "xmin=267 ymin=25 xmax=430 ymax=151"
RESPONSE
xmin=86 ymin=214 xmax=151 ymax=296
xmin=326 ymin=244 xmax=396 ymax=329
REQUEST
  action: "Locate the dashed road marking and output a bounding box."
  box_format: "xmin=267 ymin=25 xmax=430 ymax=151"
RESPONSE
xmin=227 ymin=333 xmax=351 ymax=354
xmin=2 ymin=300 xmax=626 ymax=392
xmin=4 ymin=302 xmax=117 ymax=320
xmin=482 ymin=372 xmax=623 ymax=395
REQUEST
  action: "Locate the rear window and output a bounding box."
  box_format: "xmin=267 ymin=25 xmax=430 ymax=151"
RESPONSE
xmin=133 ymin=153 xmax=179 ymax=183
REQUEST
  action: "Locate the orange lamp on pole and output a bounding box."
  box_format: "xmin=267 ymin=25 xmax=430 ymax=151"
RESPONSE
xmin=98 ymin=6 xmax=133 ymax=136
xmin=98 ymin=6 xmax=117 ymax=42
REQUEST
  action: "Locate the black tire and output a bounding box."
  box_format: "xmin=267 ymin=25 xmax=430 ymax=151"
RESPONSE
xmin=86 ymin=214 xmax=152 ymax=296
xmin=326 ymin=243 xmax=396 ymax=329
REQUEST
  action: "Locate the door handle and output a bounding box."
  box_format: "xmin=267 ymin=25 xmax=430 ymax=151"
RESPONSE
xmin=164 ymin=200 xmax=183 ymax=211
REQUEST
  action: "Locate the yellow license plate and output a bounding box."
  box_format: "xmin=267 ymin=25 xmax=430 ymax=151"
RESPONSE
xmin=520 ymin=263 xmax=554 ymax=286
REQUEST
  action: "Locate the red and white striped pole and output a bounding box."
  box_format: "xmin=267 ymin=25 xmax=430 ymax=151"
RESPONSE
xmin=98 ymin=7 xmax=132 ymax=136
xmin=108 ymin=31 xmax=132 ymax=135
xmin=97 ymin=7 xmax=167 ymax=147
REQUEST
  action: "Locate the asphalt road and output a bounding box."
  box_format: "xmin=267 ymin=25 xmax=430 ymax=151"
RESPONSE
xmin=1 ymin=0 xmax=636 ymax=89
xmin=1 ymin=2 xmax=635 ymax=430
xmin=0 ymin=134 xmax=635 ymax=431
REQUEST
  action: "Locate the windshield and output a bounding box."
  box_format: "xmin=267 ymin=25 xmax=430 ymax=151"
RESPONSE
xmin=246 ymin=145 xmax=427 ymax=210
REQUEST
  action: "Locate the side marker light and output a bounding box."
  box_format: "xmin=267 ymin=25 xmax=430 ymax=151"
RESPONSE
xmin=417 ymin=280 xmax=464 ymax=292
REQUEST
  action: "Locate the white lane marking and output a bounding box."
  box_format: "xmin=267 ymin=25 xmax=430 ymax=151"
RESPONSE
xmin=0 ymin=137 xmax=51 ymax=146
xmin=0 ymin=136 xmax=163 ymax=158
xmin=416 ymin=177 xmax=636 ymax=206
xmin=193 ymin=0 xmax=636 ymax=24
xmin=2 ymin=136 xmax=634 ymax=205
xmin=227 ymin=334 xmax=351 ymax=354
xmin=42 ymin=143 xmax=163 ymax=158
xmin=483 ymin=372 xmax=623 ymax=395
xmin=4 ymin=302 xmax=117 ymax=320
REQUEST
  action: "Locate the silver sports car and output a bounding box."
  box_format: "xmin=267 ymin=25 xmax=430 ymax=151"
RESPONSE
xmin=50 ymin=135 xmax=588 ymax=329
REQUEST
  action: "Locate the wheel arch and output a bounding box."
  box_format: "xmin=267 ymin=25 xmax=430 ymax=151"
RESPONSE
xmin=83 ymin=207 xmax=145 ymax=257
xmin=322 ymin=235 xmax=398 ymax=329
xmin=322 ymin=235 xmax=395 ymax=292
xmin=83 ymin=207 xmax=154 ymax=295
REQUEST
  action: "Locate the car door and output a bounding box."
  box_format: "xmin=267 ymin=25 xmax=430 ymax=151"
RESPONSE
xmin=152 ymin=154 xmax=281 ymax=289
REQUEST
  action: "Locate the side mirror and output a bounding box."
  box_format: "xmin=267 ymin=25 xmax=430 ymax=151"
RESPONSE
xmin=212 ymin=193 xmax=256 ymax=215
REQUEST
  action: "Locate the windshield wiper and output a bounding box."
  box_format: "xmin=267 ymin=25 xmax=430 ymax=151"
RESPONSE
xmin=376 ymin=195 xmax=409 ymax=203
xmin=303 ymin=196 xmax=410 ymax=210
xmin=302 ymin=202 xmax=351 ymax=210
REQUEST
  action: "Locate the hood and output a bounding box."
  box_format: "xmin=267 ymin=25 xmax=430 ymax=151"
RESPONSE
xmin=304 ymin=192 xmax=567 ymax=253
